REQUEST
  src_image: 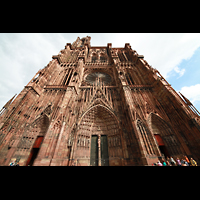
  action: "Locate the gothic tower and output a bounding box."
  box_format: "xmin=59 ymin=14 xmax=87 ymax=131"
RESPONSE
xmin=1 ymin=36 xmax=200 ymax=166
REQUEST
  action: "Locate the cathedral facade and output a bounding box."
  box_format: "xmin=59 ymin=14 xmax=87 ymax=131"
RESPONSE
xmin=0 ymin=36 xmax=200 ymax=166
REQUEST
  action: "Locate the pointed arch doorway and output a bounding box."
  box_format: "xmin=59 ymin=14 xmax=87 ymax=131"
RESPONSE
xmin=148 ymin=113 xmax=182 ymax=158
xmin=154 ymin=134 xmax=170 ymax=158
xmin=74 ymin=105 xmax=123 ymax=166
xmin=25 ymin=114 xmax=50 ymax=166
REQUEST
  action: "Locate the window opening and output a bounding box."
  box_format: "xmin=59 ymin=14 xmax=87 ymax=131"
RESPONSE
xmin=125 ymin=52 xmax=131 ymax=61
xmin=100 ymin=55 xmax=106 ymax=63
xmin=127 ymin=72 xmax=134 ymax=85
xmin=92 ymin=55 xmax=97 ymax=63
xmin=63 ymin=69 xmax=73 ymax=86
xmin=125 ymin=74 xmax=131 ymax=85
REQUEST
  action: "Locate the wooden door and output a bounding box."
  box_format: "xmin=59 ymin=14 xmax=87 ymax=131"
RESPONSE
xmin=154 ymin=134 xmax=170 ymax=158
xmin=154 ymin=134 xmax=165 ymax=146
xmin=90 ymin=135 xmax=98 ymax=166
xmin=26 ymin=136 xmax=44 ymax=166
xmin=101 ymin=135 xmax=109 ymax=166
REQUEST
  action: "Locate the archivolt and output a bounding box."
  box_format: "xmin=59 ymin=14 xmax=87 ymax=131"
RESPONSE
xmin=78 ymin=104 xmax=119 ymax=128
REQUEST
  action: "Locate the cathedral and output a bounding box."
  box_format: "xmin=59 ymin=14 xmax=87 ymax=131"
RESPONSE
xmin=1 ymin=36 xmax=200 ymax=166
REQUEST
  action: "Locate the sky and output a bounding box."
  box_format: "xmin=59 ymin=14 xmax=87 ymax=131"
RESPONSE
xmin=0 ymin=33 xmax=200 ymax=113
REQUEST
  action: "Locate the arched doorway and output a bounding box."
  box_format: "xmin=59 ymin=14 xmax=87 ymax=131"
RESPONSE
xmin=74 ymin=105 xmax=123 ymax=166
xmin=148 ymin=113 xmax=182 ymax=158
xmin=25 ymin=114 xmax=50 ymax=166
xmin=154 ymin=134 xmax=170 ymax=158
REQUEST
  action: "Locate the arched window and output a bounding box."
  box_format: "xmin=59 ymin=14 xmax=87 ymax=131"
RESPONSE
xmin=92 ymin=54 xmax=97 ymax=63
xmin=62 ymin=69 xmax=73 ymax=85
xmin=118 ymin=50 xmax=126 ymax=62
xmin=125 ymin=73 xmax=134 ymax=85
xmin=100 ymin=55 xmax=107 ymax=63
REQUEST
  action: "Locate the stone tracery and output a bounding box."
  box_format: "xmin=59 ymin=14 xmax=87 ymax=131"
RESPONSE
xmin=0 ymin=36 xmax=200 ymax=166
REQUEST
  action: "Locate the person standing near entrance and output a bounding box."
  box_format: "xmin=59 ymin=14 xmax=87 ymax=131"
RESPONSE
xmin=9 ymin=161 xmax=15 ymax=166
xmin=161 ymin=159 xmax=167 ymax=166
xmin=176 ymin=157 xmax=181 ymax=166
xmin=190 ymin=158 xmax=197 ymax=166
xmin=157 ymin=160 xmax=163 ymax=166
xmin=184 ymin=155 xmax=190 ymax=165
xmin=9 ymin=159 xmax=20 ymax=166
xmin=170 ymin=156 xmax=176 ymax=166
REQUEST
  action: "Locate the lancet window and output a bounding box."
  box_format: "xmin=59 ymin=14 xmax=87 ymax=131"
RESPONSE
xmin=100 ymin=55 xmax=107 ymax=63
xmin=137 ymin=120 xmax=155 ymax=155
xmin=62 ymin=69 xmax=73 ymax=86
xmin=125 ymin=71 xmax=134 ymax=85
xmin=91 ymin=54 xmax=98 ymax=63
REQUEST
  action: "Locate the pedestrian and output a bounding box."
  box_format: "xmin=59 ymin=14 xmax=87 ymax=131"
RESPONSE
xmin=184 ymin=155 xmax=190 ymax=164
xmin=184 ymin=160 xmax=189 ymax=166
xmin=9 ymin=159 xmax=17 ymax=166
xmin=190 ymin=158 xmax=197 ymax=166
xmin=157 ymin=160 xmax=163 ymax=166
xmin=181 ymin=162 xmax=187 ymax=166
xmin=9 ymin=161 xmax=15 ymax=166
xmin=166 ymin=161 xmax=171 ymax=166
xmin=152 ymin=163 xmax=157 ymax=166
xmin=181 ymin=159 xmax=189 ymax=166
xmin=170 ymin=156 xmax=176 ymax=166
xmin=176 ymin=157 xmax=181 ymax=166
xmin=166 ymin=157 xmax=170 ymax=163
xmin=161 ymin=159 xmax=167 ymax=166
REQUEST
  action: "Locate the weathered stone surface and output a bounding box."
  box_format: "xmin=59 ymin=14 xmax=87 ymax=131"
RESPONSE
xmin=0 ymin=36 xmax=200 ymax=166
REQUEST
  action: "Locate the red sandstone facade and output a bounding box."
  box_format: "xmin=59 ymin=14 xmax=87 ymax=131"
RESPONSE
xmin=0 ymin=36 xmax=200 ymax=166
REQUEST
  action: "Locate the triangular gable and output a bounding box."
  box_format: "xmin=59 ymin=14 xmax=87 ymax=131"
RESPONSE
xmin=88 ymin=86 xmax=113 ymax=109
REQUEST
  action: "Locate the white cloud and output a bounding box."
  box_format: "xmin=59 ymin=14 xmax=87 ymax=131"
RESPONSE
xmin=174 ymin=66 xmax=185 ymax=78
xmin=0 ymin=33 xmax=67 ymax=108
xmin=106 ymin=33 xmax=200 ymax=79
xmin=1 ymin=33 xmax=200 ymax=109
xmin=179 ymin=84 xmax=200 ymax=105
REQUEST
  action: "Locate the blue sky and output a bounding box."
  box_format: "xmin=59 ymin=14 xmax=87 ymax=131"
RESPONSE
xmin=0 ymin=33 xmax=200 ymax=114
xmin=167 ymin=46 xmax=200 ymax=111
xmin=167 ymin=46 xmax=200 ymax=88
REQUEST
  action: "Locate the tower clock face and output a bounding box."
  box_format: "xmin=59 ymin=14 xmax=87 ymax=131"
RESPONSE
xmin=85 ymin=72 xmax=112 ymax=86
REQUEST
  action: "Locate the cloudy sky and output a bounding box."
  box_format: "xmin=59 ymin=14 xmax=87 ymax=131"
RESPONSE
xmin=1 ymin=33 xmax=200 ymax=112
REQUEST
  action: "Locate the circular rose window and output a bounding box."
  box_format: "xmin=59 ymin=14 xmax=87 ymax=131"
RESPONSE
xmin=85 ymin=72 xmax=112 ymax=86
